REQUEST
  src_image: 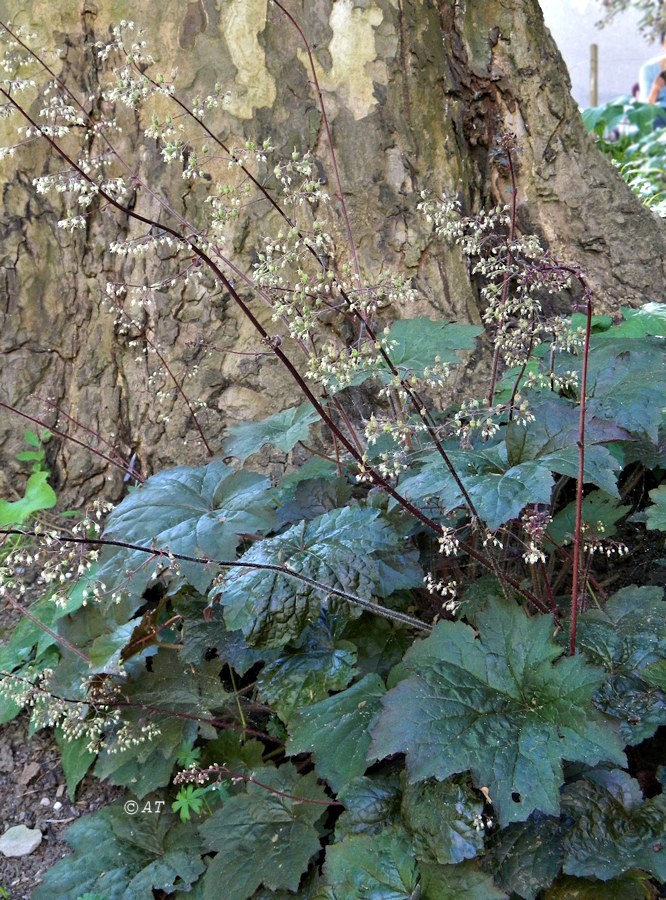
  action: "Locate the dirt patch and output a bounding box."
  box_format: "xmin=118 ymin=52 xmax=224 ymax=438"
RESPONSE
xmin=0 ymin=713 xmax=122 ymax=897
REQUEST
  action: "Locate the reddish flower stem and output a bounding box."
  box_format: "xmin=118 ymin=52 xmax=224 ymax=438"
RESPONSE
xmin=569 ymin=297 xmax=593 ymax=656
xmin=0 ymin=399 xmax=143 ymax=482
xmin=0 ymin=68 xmax=549 ymax=615
xmin=0 ymin=594 xmax=92 ymax=664
xmin=488 ymin=142 xmax=518 ymax=407
xmin=175 ymin=763 xmax=343 ymax=806
xmin=34 ymin=395 xmax=130 ymax=464
xmin=0 ymin=528 xmax=433 ymax=632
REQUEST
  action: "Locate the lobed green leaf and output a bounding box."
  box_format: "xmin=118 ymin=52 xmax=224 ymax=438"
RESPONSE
xmin=370 ymin=603 xmax=626 ymax=825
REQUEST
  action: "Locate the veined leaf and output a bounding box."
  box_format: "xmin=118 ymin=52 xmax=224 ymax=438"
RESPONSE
xmin=333 ymin=318 xmax=482 ymax=390
xmin=506 ymin=397 xmax=626 ymax=496
xmin=547 ymin=491 xmax=629 ymax=547
xmin=199 ymin=731 xmax=265 ymax=773
xmin=623 ymin=422 xmax=666 ymax=469
xmin=32 ymin=802 xmax=205 ymax=900
xmin=343 ymin=614 xmax=413 ymax=679
xmin=585 ymin=339 xmax=666 ymax=442
xmin=642 ymin=659 xmax=666 ymax=691
xmin=275 ymin=475 xmax=353 ymax=528
xmin=56 ymin=729 xmax=96 ymax=800
xmin=538 ymin=445 xmax=621 ymax=497
xmin=223 ymin=401 xmax=319 ymax=462
xmin=544 ymin=872 xmax=654 ymax=899
xmin=287 ymin=673 xmax=386 ymax=792
xmin=419 ymin=860 xmax=507 ymax=899
xmin=397 ymin=449 xmax=554 ymax=530
xmin=257 ymin=614 xmax=358 ymax=722
xmin=383 ymin=317 xmax=482 ymax=373
xmin=401 ymin=776 xmax=485 ymax=865
xmin=562 ymin=769 xmax=666 ymax=882
xmin=99 ymin=461 xmax=274 ymax=595
xmin=335 ymin=774 xmax=402 ymax=839
xmin=487 ymin=812 xmax=565 ymax=900
xmin=212 ymin=506 xmax=423 ymax=647
xmin=608 ymin=303 xmax=666 ymax=338
xmin=506 ymin=398 xmax=630 ymax=468
xmin=464 ymin=461 xmax=554 ymax=530
xmin=577 ymin=585 xmax=666 ymax=743
xmin=94 ymin=655 xmax=230 ymax=797
xmin=199 ymin=765 xmax=328 ymax=900
xmin=370 ymin=603 xmax=626 ymax=825
xmin=320 ymin=827 xmax=420 ymax=899
xmin=175 ymin=593 xmax=275 ymax=672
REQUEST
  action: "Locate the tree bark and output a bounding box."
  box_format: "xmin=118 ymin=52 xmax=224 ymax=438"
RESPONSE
xmin=0 ymin=0 xmax=663 ymax=503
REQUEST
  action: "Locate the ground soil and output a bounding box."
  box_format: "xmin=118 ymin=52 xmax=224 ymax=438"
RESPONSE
xmin=0 ymin=579 xmax=121 ymax=899
xmin=0 ymin=713 xmax=122 ymax=898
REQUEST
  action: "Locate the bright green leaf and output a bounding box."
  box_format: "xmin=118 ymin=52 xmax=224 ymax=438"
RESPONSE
xmin=611 ymin=303 xmax=666 ymax=338
xmin=15 ymin=449 xmax=46 ymax=463
xmin=172 ymin=785 xmax=207 ymax=821
xmin=0 ymin=471 xmax=57 ymax=525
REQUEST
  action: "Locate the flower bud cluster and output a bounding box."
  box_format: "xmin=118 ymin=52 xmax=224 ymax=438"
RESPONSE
xmin=438 ymin=526 xmax=460 ymax=557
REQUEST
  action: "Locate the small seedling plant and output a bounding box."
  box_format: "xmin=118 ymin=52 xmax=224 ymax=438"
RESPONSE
xmin=0 ymin=12 xmax=665 ymax=899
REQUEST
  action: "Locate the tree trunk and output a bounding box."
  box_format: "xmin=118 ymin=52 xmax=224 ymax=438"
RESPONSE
xmin=0 ymin=0 xmax=663 ymax=503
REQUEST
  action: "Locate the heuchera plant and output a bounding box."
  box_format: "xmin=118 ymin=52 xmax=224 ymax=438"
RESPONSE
xmin=0 ymin=10 xmax=665 ymax=899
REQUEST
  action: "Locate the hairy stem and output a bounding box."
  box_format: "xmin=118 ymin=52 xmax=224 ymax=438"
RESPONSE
xmin=0 ymin=529 xmax=432 ymax=632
